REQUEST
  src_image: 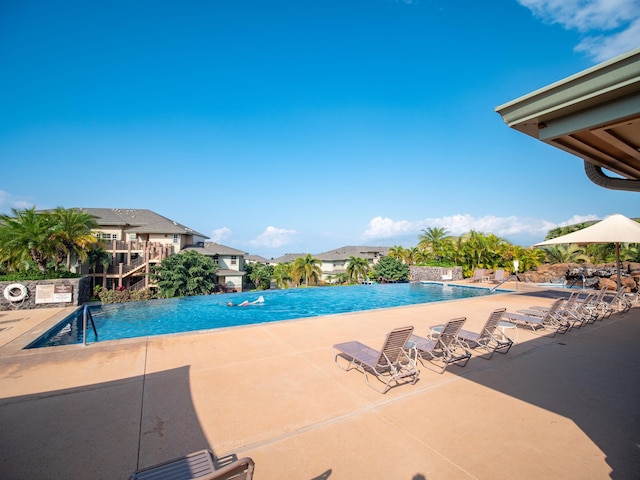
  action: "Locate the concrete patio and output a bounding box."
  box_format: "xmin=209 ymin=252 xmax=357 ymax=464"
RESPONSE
xmin=1 ymin=282 xmax=639 ymax=479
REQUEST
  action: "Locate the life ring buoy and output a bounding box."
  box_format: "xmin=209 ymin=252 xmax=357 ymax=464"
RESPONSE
xmin=3 ymin=283 xmax=28 ymax=302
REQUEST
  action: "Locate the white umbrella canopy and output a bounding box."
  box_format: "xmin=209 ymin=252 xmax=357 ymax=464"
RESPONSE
xmin=534 ymin=213 xmax=640 ymax=289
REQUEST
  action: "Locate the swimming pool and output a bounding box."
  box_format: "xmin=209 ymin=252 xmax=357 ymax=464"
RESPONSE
xmin=26 ymin=282 xmax=504 ymax=348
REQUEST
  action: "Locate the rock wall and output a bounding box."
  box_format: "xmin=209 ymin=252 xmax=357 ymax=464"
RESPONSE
xmin=409 ymin=266 xmax=463 ymax=282
xmin=0 ymin=276 xmax=92 ymax=311
xmin=520 ymin=262 xmax=640 ymax=291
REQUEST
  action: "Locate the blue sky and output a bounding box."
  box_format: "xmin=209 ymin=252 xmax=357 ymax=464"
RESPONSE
xmin=1 ymin=0 xmax=639 ymax=259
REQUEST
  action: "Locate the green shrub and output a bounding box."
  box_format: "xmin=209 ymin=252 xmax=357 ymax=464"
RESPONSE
xmin=96 ymin=286 xmax=155 ymax=304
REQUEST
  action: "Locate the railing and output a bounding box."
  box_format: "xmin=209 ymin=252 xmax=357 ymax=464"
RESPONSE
xmin=129 ymin=279 xmax=146 ymax=291
xmin=123 ymin=256 xmax=146 ymax=274
xmin=489 ymin=274 xmax=518 ymax=292
xmin=82 ymin=305 xmax=98 ymax=346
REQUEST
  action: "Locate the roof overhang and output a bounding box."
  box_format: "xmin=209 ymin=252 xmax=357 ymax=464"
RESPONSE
xmin=495 ymin=48 xmax=640 ymax=191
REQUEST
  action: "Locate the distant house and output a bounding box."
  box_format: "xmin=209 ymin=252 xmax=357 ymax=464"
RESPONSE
xmin=74 ymin=208 xmax=208 ymax=291
xmin=270 ymin=253 xmax=308 ymax=265
xmin=182 ymin=242 xmax=247 ymax=292
xmin=270 ymin=247 xmax=389 ymax=284
xmin=316 ymin=246 xmax=389 ymax=283
xmin=244 ymin=254 xmax=272 ymax=265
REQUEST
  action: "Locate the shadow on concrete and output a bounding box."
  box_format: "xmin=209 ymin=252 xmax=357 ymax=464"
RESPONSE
xmin=0 ymin=366 xmax=212 ymax=479
xmin=451 ymin=308 xmax=640 ymax=479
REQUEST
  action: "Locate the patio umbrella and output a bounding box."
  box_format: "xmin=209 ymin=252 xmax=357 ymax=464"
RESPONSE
xmin=534 ymin=213 xmax=640 ymax=289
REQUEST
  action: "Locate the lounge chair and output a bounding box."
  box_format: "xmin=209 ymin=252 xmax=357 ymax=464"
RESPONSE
xmin=456 ymin=308 xmax=512 ymax=359
xmin=490 ymin=269 xmax=506 ymax=284
xmin=409 ymin=317 xmax=471 ymax=373
xmin=519 ymin=292 xmax=587 ymax=329
xmin=130 ymin=449 xmax=255 ymax=480
xmin=503 ymin=298 xmax=570 ymax=336
xmin=471 ymin=269 xmax=485 ymax=283
xmin=333 ymin=326 xmax=419 ymax=394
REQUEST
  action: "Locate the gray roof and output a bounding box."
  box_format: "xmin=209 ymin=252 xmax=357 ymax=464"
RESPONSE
xmin=183 ymin=242 xmax=247 ymax=256
xmin=245 ymin=254 xmax=271 ymax=264
xmin=74 ymin=208 xmax=208 ymax=238
xmin=316 ymin=246 xmax=389 ymax=261
xmin=270 ymin=253 xmax=309 ymax=264
xmin=215 ymin=268 xmax=246 ymax=277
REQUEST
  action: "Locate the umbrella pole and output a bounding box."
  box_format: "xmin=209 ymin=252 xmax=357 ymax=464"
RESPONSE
xmin=616 ymin=242 xmax=621 ymax=290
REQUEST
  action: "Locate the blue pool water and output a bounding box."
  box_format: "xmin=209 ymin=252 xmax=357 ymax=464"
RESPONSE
xmin=27 ymin=282 xmax=503 ymax=348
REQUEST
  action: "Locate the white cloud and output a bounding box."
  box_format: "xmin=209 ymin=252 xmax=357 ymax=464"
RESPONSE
xmin=518 ymin=0 xmax=640 ymax=61
xmin=361 ymin=213 xmax=603 ymax=244
xmin=250 ymin=226 xmax=299 ymax=248
xmin=210 ymin=227 xmax=232 ymax=243
xmin=0 ymin=190 xmax=34 ymax=213
xmin=575 ymin=17 xmax=640 ymax=61
xmin=557 ymin=214 xmax=600 ymax=227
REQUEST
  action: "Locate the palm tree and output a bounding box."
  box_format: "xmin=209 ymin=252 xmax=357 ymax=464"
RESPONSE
xmin=249 ymin=264 xmax=272 ymax=290
xmin=418 ymin=227 xmax=451 ymax=261
xmin=388 ymin=245 xmax=406 ymax=262
xmin=291 ymin=254 xmax=322 ymax=287
xmin=346 ymin=256 xmax=369 ymax=283
xmin=0 ymin=207 xmax=57 ymax=273
xmin=272 ymin=263 xmax=293 ymax=289
xmin=403 ymin=247 xmax=420 ymax=265
xmin=87 ymin=245 xmax=111 ymax=289
xmin=51 ymin=207 xmax=99 ymax=270
xmin=542 ymin=244 xmax=590 ymax=264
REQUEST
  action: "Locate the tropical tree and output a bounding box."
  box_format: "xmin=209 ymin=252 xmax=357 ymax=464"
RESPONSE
xmin=51 ymin=207 xmax=99 ymax=270
xmin=248 ymin=263 xmax=272 ymax=290
xmin=346 ymin=256 xmax=369 ymax=283
xmin=0 ymin=207 xmax=57 ymax=273
xmin=388 ymin=245 xmax=406 ymax=262
xmin=621 ymin=244 xmax=640 ymax=262
xmin=371 ymin=256 xmax=409 ymax=283
xmin=418 ymin=227 xmax=453 ymax=261
xmin=272 ymin=262 xmax=293 ymax=289
xmin=151 ymin=250 xmax=218 ymax=298
xmin=541 ymin=244 xmax=590 ymax=264
xmin=516 ymin=246 xmax=546 ymax=272
xmin=291 ymin=254 xmax=323 ymax=287
xmin=86 ymin=245 xmax=111 ymax=289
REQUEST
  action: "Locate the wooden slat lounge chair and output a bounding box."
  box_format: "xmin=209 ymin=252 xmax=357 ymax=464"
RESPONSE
xmin=333 ymin=326 xmax=419 ymax=394
xmin=503 ymin=298 xmax=570 ymax=336
xmin=409 ymin=317 xmax=471 ymax=373
xmin=455 ymin=308 xmax=512 ymax=359
xmin=130 ymin=449 xmax=255 ymax=480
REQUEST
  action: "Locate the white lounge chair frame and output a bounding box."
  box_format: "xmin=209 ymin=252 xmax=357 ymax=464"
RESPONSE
xmin=333 ymin=326 xmax=419 ymax=394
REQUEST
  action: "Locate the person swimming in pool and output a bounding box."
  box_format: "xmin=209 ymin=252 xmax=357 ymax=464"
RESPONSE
xmin=227 ymin=295 xmax=264 ymax=307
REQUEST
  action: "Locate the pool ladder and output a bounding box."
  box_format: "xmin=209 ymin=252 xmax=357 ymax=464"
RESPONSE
xmin=82 ymin=305 xmax=98 ymax=346
xmin=489 ymin=274 xmax=518 ymax=292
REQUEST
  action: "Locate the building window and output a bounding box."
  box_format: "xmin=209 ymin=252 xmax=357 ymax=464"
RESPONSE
xmin=231 ymin=255 xmax=237 ymax=265
xmin=129 ymin=233 xmax=136 ymax=241
xmin=213 ymin=255 xmax=219 ymax=265
xmin=173 ymin=234 xmax=179 ymax=244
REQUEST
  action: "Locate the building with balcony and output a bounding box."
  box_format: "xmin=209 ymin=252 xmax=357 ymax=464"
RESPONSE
xmin=75 ymin=208 xmax=209 ymax=291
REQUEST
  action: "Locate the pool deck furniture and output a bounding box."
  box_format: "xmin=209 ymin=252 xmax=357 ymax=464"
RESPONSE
xmin=1 ymin=280 xmax=639 ymax=479
xmin=333 ymin=325 xmax=419 ymax=394
xmin=456 ymin=308 xmax=512 ymax=359
xmin=409 ymin=317 xmax=471 ymax=373
xmin=471 ymin=269 xmax=485 ymax=283
xmin=504 ymin=298 xmax=571 ymax=336
xmin=130 ymin=449 xmax=255 ymax=480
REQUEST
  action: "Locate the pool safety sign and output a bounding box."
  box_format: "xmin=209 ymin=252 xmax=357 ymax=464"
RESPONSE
xmin=35 ymin=284 xmax=73 ymax=304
